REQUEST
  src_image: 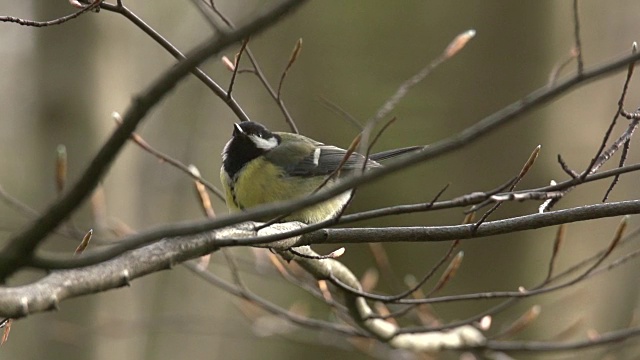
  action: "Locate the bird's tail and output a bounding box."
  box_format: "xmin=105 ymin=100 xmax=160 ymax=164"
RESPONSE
xmin=369 ymin=146 xmax=424 ymax=162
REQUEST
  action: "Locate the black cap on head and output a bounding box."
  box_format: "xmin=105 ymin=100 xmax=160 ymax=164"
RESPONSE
xmin=223 ymin=121 xmax=279 ymax=178
xmin=233 ymin=121 xmax=274 ymax=139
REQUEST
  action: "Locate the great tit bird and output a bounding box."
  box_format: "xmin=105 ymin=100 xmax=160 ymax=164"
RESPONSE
xmin=220 ymin=121 xmax=420 ymax=224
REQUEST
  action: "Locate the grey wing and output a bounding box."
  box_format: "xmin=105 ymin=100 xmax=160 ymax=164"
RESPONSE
xmin=286 ymin=145 xmax=380 ymax=177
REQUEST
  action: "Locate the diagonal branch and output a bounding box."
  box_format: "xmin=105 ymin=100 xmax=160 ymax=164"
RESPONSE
xmin=0 ymin=0 xmax=309 ymax=282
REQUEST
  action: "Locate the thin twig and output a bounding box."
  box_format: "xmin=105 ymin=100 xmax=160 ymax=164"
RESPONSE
xmin=332 ymin=117 xmax=398 ymax=223
xmin=548 ymin=49 xmax=579 ymax=87
xmin=486 ymin=325 xmax=640 ymax=352
xmin=366 ymin=243 xmax=399 ymax=292
xmin=222 ymin=249 xmax=246 ymax=289
xmin=466 ymin=177 xmax=518 ymax=213
xmin=368 ymin=183 xmax=453 ymax=297
xmin=200 ymin=2 xmax=299 ymax=132
xmin=361 ymin=29 xmax=475 ymax=153
xmin=491 ymin=305 xmax=541 ymax=340
xmin=557 ymin=154 xmax=579 ymax=178
xmin=277 ymin=38 xmax=303 ymax=99
xmin=227 ymin=38 xmax=250 ymax=100
xmin=544 ymin=225 xmax=565 ymax=283
xmin=394 ymin=217 xmax=629 ymax=308
xmin=473 ymin=145 xmax=541 ymax=232
xmin=370 ymin=29 xmax=475 ymax=124
xmin=572 ymin=0 xmax=584 ymax=74
xmin=0 ymin=0 xmax=102 ymax=27
xmin=100 ymin=3 xmax=250 ymax=122
xmin=324 ymin=134 xmax=362 ymax=189
xmin=582 ymin=43 xmax=636 ymax=180
xmin=205 ymin=0 xmax=234 ymax=28
xmin=603 ymin=118 xmax=639 ymax=201
xmin=427 ymin=251 xmax=464 ymax=296
xmin=542 ymin=44 xmax=637 ymax=211
xmin=0 ymin=184 xmax=38 ymax=218
xmin=316 ymin=96 xmax=363 ymax=130
xmin=188 ymin=0 xmax=226 ymax=33
xmin=113 ymin=113 xmax=225 ymax=201
xmin=184 ymin=261 xmax=362 ymax=336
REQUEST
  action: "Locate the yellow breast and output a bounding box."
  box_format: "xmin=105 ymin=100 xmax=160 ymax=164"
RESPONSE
xmin=220 ymin=162 xmax=349 ymax=224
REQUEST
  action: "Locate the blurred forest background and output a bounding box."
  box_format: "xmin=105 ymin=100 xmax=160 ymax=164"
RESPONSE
xmin=1 ymin=1 xmax=640 ymax=359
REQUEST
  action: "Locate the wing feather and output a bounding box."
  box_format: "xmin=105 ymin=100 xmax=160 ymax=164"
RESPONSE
xmin=284 ymin=145 xmax=380 ymax=177
xmin=265 ymin=133 xmax=380 ymax=178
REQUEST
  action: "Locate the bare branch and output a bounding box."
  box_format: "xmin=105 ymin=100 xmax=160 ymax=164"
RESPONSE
xmin=0 ymin=223 xmax=303 ymax=318
xmin=316 ymin=96 xmax=363 ymax=130
xmin=486 ymin=325 xmax=640 ymax=352
xmin=227 ymin=37 xmax=250 ymax=99
xmin=492 ymin=305 xmax=541 ymax=339
xmin=30 ymin=198 xmax=640 ymax=271
xmin=572 ymin=0 xmax=584 ymax=74
xmin=183 ymin=261 xmax=361 ymax=336
xmin=0 ymin=0 xmax=309 ymax=281
xmin=473 ymin=145 xmax=541 ymax=232
xmin=281 ymin=246 xmax=486 ymax=351
xmin=428 ymin=251 xmax=464 ymax=295
xmin=113 ymin=112 xmax=225 ymax=200
xmin=582 ymin=43 xmax=637 ymax=179
xmin=277 ymin=38 xmax=303 ymax=99
xmin=304 ymin=200 xmax=640 ymax=246
xmin=370 ymin=29 xmax=476 ymax=125
xmin=99 ymin=3 xmax=251 ymax=122
xmin=544 ymin=224 xmax=565 ymax=283
xmin=0 ymin=0 xmax=101 ymax=27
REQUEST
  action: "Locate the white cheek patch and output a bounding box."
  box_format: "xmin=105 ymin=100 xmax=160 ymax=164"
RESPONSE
xmin=312 ymin=148 xmax=321 ymax=166
xmin=250 ymin=134 xmax=278 ymax=150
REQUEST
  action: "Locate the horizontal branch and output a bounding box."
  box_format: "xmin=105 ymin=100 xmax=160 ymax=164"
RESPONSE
xmin=3 ymin=199 xmax=638 ymax=319
xmin=306 ymin=200 xmax=640 ymax=245
xmin=0 ymin=0 xmax=100 ymax=27
xmin=486 ymin=325 xmax=640 ymax=352
xmin=30 ymin=199 xmax=640 ymax=271
xmin=0 ymin=223 xmax=270 ymax=318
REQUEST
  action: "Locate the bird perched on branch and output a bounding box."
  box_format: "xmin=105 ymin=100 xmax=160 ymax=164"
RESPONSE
xmin=220 ymin=121 xmax=419 ymax=224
